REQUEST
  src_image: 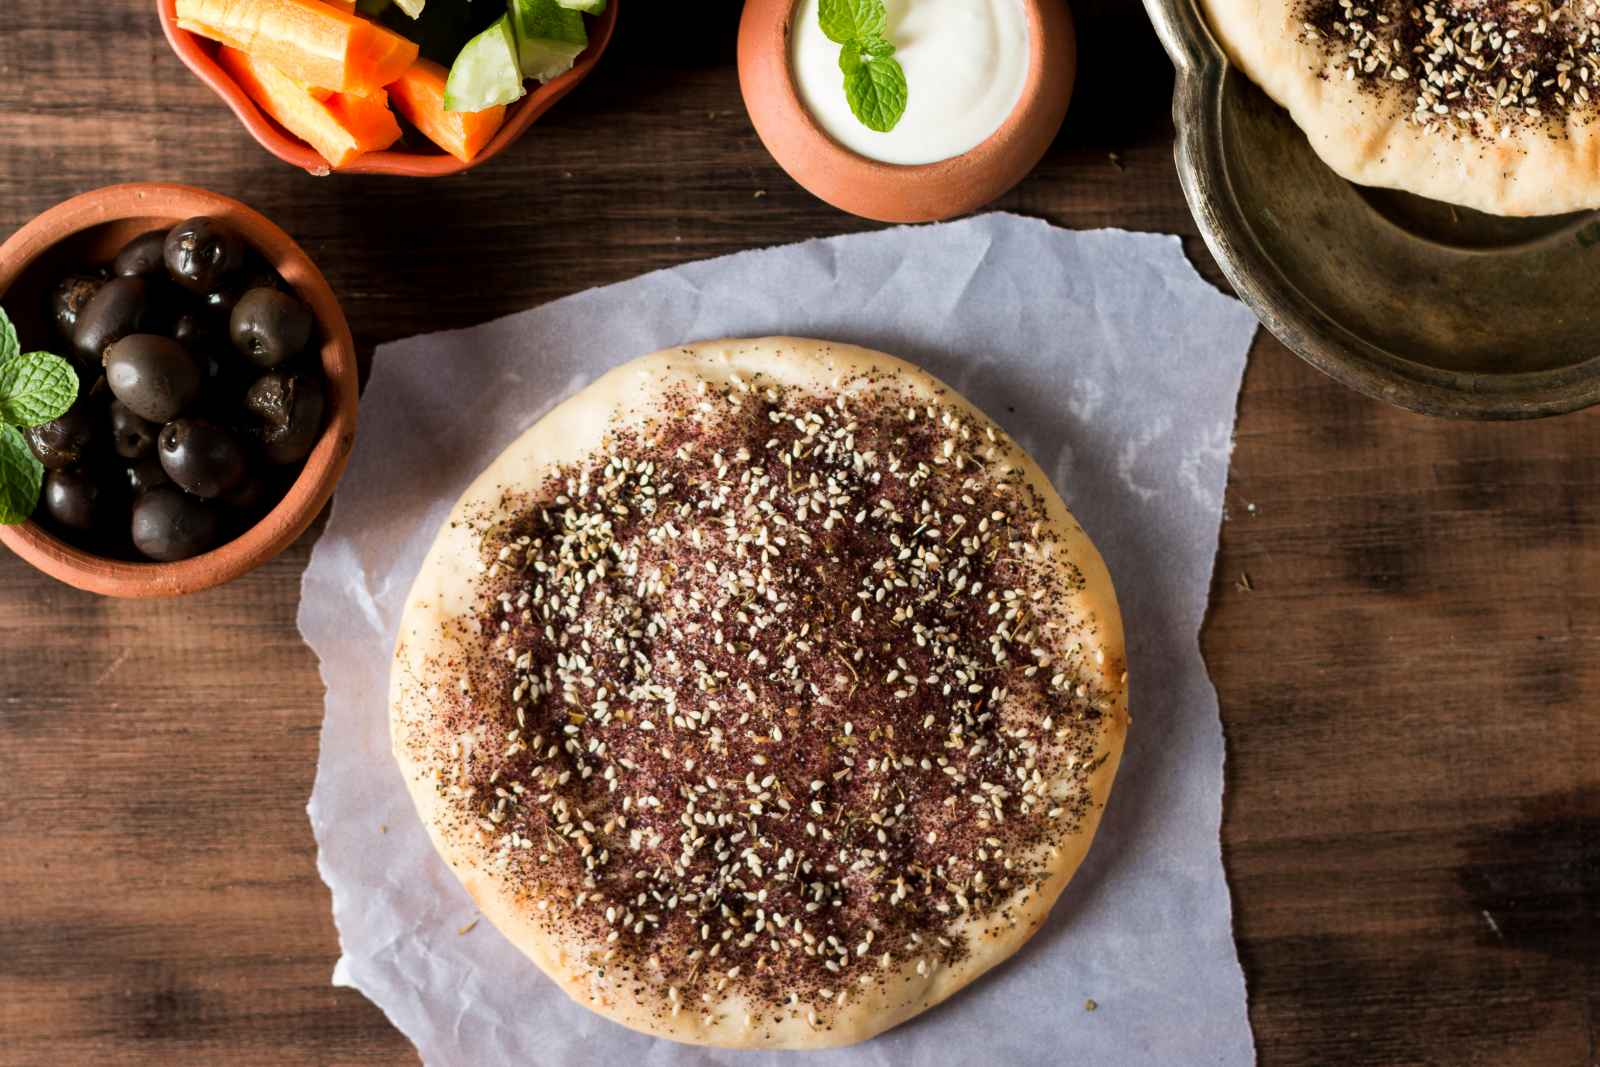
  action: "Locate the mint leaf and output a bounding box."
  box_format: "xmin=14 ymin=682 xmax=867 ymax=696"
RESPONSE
xmin=0 ymin=306 xmax=17 ymax=367
xmin=0 ymin=351 xmax=79 ymax=428
xmin=839 ymin=34 xmax=894 ymax=75
xmin=844 ymin=53 xmax=908 ymax=133
xmin=0 ymin=424 xmax=43 ymax=524
xmin=818 ymin=0 xmax=886 ymax=45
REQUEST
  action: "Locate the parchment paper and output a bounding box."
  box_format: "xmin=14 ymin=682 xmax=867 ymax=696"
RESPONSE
xmin=300 ymin=212 xmax=1260 ymax=1066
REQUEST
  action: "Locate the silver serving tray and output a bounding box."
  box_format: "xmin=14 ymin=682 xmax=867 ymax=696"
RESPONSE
xmin=1145 ymin=0 xmax=1600 ymax=418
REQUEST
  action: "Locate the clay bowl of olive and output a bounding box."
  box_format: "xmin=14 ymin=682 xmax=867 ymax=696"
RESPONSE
xmin=0 ymin=183 xmax=358 ymax=597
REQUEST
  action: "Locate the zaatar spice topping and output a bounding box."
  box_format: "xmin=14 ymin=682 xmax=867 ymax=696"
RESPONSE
xmin=1298 ymin=0 xmax=1600 ymax=135
xmin=418 ymin=369 xmax=1117 ymax=1029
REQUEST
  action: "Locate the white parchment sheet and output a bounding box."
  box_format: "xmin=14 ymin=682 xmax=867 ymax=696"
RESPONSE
xmin=300 ymin=212 xmax=1261 ymax=1066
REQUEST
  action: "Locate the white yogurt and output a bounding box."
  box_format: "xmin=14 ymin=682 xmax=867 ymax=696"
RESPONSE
xmin=790 ymin=0 xmax=1030 ymax=166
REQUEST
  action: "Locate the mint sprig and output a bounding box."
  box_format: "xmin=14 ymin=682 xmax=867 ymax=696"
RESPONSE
xmin=0 ymin=305 xmax=79 ymax=525
xmin=0 ymin=424 xmax=43 ymax=525
xmin=819 ymin=0 xmax=907 ymax=133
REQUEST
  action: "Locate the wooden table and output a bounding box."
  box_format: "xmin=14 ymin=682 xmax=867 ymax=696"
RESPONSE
xmin=1 ymin=2 xmax=1595 ymax=1064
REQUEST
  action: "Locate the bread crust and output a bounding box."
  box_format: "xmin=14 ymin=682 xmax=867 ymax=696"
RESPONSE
xmin=389 ymin=338 xmax=1128 ymax=1049
xmin=1201 ymin=0 xmax=1600 ymax=216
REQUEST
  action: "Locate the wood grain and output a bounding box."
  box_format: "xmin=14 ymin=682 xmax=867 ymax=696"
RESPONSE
xmin=0 ymin=2 xmax=1594 ymax=1065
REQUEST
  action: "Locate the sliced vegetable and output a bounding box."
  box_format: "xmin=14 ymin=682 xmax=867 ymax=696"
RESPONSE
xmin=390 ymin=58 xmax=506 ymax=162
xmin=218 ymin=45 xmax=400 ymax=167
xmin=393 ymin=0 xmax=426 ymax=16
xmin=321 ymin=0 xmax=356 ymax=11
xmin=508 ymin=0 xmax=587 ymax=83
xmin=177 ymin=0 xmax=416 ymax=93
xmin=328 ymin=87 xmax=404 ymax=151
xmin=352 ymin=18 xmax=423 ymax=88
xmin=443 ymin=14 xmax=524 ymax=112
xmin=555 ymin=0 xmax=604 ymax=13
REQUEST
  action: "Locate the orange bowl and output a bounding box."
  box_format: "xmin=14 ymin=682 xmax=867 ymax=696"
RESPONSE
xmin=0 ymin=184 xmax=359 ymax=597
xmin=156 ymin=0 xmax=618 ymax=177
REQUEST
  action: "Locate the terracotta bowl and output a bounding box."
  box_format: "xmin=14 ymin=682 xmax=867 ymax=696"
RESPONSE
xmin=157 ymin=0 xmax=618 ymax=177
xmin=0 ymin=184 xmax=358 ymax=597
xmin=737 ymin=0 xmax=1074 ymax=223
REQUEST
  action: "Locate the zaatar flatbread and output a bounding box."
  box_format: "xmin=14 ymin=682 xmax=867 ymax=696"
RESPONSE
xmin=390 ymin=338 xmax=1128 ymax=1048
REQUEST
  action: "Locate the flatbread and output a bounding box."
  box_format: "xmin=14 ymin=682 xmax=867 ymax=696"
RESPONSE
xmin=389 ymin=338 xmax=1128 ymax=1049
xmin=1201 ymin=0 xmax=1600 ymax=216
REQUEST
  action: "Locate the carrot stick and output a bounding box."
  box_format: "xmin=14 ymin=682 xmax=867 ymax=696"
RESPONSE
xmin=328 ymin=88 xmax=403 ymax=153
xmin=217 ymin=44 xmax=397 ymax=168
xmin=353 ymin=21 xmax=421 ymax=89
xmin=178 ymin=0 xmax=414 ymax=93
xmin=389 ymin=58 xmax=506 ymax=163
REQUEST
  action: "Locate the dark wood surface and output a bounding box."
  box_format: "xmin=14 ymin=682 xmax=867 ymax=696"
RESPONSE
xmin=0 ymin=2 xmax=1595 ymax=1065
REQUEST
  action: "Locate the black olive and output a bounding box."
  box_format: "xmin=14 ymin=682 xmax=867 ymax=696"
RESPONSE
xmin=112 ymin=230 xmax=170 ymax=278
xmin=158 ymin=418 xmax=249 ymax=499
xmin=51 ymin=272 xmax=106 ymax=340
xmin=243 ymin=370 xmax=293 ymax=426
xmin=132 ymin=485 xmax=218 ymax=562
xmin=246 ymin=372 xmax=325 ymax=465
xmin=40 ymin=468 xmax=108 ymax=531
xmin=163 ymin=217 xmax=246 ymax=294
xmin=125 ymin=455 xmax=170 ymax=496
xmin=104 ymin=334 xmax=202 ymax=423
xmin=229 ymin=288 xmax=313 ymax=368
xmin=73 ymin=276 xmax=154 ymax=364
xmin=23 ymin=403 xmax=103 ymax=470
xmin=109 ymin=400 xmax=159 ymax=460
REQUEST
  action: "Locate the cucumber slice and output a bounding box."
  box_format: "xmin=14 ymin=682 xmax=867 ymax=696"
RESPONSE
xmin=556 ymin=0 xmax=605 ymax=13
xmin=393 ymin=0 xmax=426 ymax=17
xmin=444 ymin=15 xmax=527 ymax=113
xmin=508 ymin=0 xmax=588 ymax=83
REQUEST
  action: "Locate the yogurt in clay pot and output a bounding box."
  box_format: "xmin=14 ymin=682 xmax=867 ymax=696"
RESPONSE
xmin=789 ymin=0 xmax=1030 ymax=165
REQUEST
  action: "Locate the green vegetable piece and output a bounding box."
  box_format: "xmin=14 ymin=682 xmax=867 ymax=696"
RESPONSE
xmin=393 ymin=0 xmax=426 ymax=15
xmin=818 ymin=0 xmax=886 ymax=45
xmin=0 ymin=424 xmax=43 ymax=525
xmin=555 ymin=0 xmax=604 ymax=13
xmin=0 ymin=351 xmax=78 ymax=428
xmin=444 ymin=14 xmax=527 ymax=113
xmin=508 ymin=0 xmax=588 ymax=84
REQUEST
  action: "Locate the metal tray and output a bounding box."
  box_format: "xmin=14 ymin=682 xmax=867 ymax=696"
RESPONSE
xmin=1144 ymin=0 xmax=1600 ymax=418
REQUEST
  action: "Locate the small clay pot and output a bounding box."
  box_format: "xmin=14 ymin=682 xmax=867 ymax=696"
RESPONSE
xmin=0 ymin=184 xmax=359 ymax=598
xmin=156 ymin=0 xmax=619 ymax=178
xmin=737 ymin=0 xmax=1075 ymax=223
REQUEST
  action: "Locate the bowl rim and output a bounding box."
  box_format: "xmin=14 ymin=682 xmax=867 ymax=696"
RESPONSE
xmin=0 ymin=182 xmax=359 ymax=597
xmin=736 ymin=0 xmax=1075 ymax=223
xmin=156 ymin=0 xmax=618 ymax=178
xmin=1144 ymin=0 xmax=1600 ymax=420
